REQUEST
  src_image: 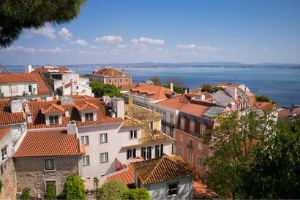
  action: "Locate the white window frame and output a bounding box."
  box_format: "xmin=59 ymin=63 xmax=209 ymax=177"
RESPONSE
xmin=1 ymin=146 xmax=8 ymax=161
xmin=188 ymin=151 xmax=193 ymax=162
xmin=127 ymin=148 xmax=136 ymax=159
xmin=167 ymin=182 xmax=179 ymax=197
xmin=198 ymin=142 xmax=203 ymax=150
xmin=85 ymin=112 xmax=94 ymax=121
xmin=179 ymin=134 xmax=183 ymax=142
xmin=49 ymin=115 xmax=59 ymax=125
xmin=180 ymin=117 xmax=185 ymax=130
xmin=130 ymin=130 xmax=137 ymax=139
xmin=100 ymin=133 xmax=108 ymax=144
xmin=200 ymin=123 xmax=206 ymax=134
xmin=190 ymin=120 xmax=195 ymax=133
xmin=178 ymin=146 xmax=184 ymax=157
xmin=81 ymin=136 xmax=89 ymax=146
xmin=82 ymin=155 xmax=90 ymax=166
xmin=100 ymin=152 xmax=108 ymax=163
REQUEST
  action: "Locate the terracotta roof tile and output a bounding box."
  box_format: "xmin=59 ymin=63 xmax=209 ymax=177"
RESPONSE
xmin=132 ymin=155 xmax=193 ymax=184
xmin=180 ymin=102 xmax=211 ymax=118
xmin=106 ymin=164 xmax=135 ymax=185
xmin=119 ymin=83 xmax=138 ymax=92
xmin=0 ymin=126 xmax=11 ymax=141
xmin=255 ymin=102 xmax=276 ymax=110
xmin=74 ymin=101 xmax=99 ymax=111
xmin=217 ymin=83 xmax=240 ymax=88
xmin=128 ymin=83 xmax=175 ymax=100
xmin=41 ymin=104 xmax=65 ymax=114
xmin=278 ymin=108 xmax=291 ymax=119
xmin=33 ymin=66 xmax=70 ymax=73
xmin=27 ymin=73 xmax=53 ymax=95
xmin=0 ymin=100 xmax=25 ymax=125
xmin=93 ymin=67 xmax=123 ymax=76
xmin=13 ymin=129 xmax=84 ymax=157
xmin=0 ymin=74 xmax=35 ymax=84
xmin=193 ymin=181 xmax=218 ymax=198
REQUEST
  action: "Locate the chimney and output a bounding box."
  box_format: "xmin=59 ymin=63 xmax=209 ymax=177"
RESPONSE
xmin=25 ymin=65 xmax=34 ymax=73
xmin=170 ymin=83 xmax=174 ymax=92
xmin=122 ymin=69 xmax=125 ymax=76
xmin=11 ymin=100 xmax=23 ymax=113
xmin=201 ymin=94 xmax=205 ymax=101
xmin=184 ymin=89 xmax=188 ymax=94
xmin=67 ymin=121 xmax=77 ymax=134
xmin=112 ymin=97 xmax=124 ymax=119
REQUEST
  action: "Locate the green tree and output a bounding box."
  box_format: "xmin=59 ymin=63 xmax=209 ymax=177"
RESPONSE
xmin=255 ymin=95 xmax=276 ymax=104
xmin=0 ymin=180 xmax=3 ymax=193
xmin=98 ymin=180 xmax=128 ymax=200
xmin=149 ymin=76 xmax=162 ymax=86
xmin=93 ymin=177 xmax=99 ymax=197
xmin=201 ymin=84 xmax=224 ymax=93
xmin=90 ymin=82 xmax=123 ymax=98
xmin=121 ymin=188 xmax=151 ymax=200
xmin=0 ymin=0 xmax=86 ymax=47
xmin=203 ymin=111 xmax=276 ymax=198
xmin=20 ymin=187 xmax=31 ymax=200
xmin=45 ymin=182 xmax=56 ymax=200
xmin=59 ymin=175 xmax=86 ymax=200
xmin=242 ymin=119 xmax=300 ymax=199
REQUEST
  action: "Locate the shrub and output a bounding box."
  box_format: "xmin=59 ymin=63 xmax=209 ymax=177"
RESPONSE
xmin=20 ymin=187 xmax=31 ymax=200
xmin=90 ymin=82 xmax=123 ymax=98
xmin=0 ymin=180 xmax=3 ymax=193
xmin=45 ymin=182 xmax=56 ymax=200
xmin=121 ymin=188 xmax=151 ymax=200
xmin=201 ymin=84 xmax=224 ymax=93
xmin=98 ymin=180 xmax=128 ymax=200
xmin=59 ymin=175 xmax=86 ymax=200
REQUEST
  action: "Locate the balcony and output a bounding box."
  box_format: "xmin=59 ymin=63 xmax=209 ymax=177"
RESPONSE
xmin=161 ymin=119 xmax=176 ymax=128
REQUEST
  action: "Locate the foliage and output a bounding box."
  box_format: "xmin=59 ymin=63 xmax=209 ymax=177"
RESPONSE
xmin=121 ymin=188 xmax=151 ymax=200
xmin=0 ymin=180 xmax=2 ymax=193
xmin=149 ymin=76 xmax=162 ymax=86
xmin=165 ymin=77 xmax=186 ymax=88
xmin=242 ymin=119 xmax=300 ymax=199
xmin=90 ymin=82 xmax=123 ymax=98
xmin=0 ymin=0 xmax=86 ymax=47
xmin=201 ymin=84 xmax=224 ymax=93
xmin=45 ymin=182 xmax=56 ymax=200
xmin=93 ymin=177 xmax=99 ymax=197
xmin=255 ymin=95 xmax=276 ymax=104
xmin=20 ymin=187 xmax=31 ymax=200
xmin=164 ymin=84 xmax=186 ymax=94
xmin=98 ymin=180 xmax=128 ymax=200
xmin=202 ymin=111 xmax=276 ymax=198
xmin=59 ymin=175 xmax=86 ymax=200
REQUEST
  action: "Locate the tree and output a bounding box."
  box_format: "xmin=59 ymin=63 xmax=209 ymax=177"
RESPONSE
xmin=20 ymin=187 xmax=31 ymax=200
xmin=0 ymin=180 xmax=2 ymax=193
xmin=201 ymin=84 xmax=224 ymax=93
xmin=0 ymin=0 xmax=86 ymax=47
xmin=121 ymin=188 xmax=151 ymax=200
xmin=242 ymin=119 xmax=300 ymax=199
xmin=93 ymin=177 xmax=99 ymax=197
xmin=90 ymin=82 xmax=123 ymax=98
xmin=98 ymin=180 xmax=128 ymax=200
xmin=59 ymin=175 xmax=86 ymax=200
xmin=202 ymin=111 xmax=276 ymax=198
xmin=165 ymin=77 xmax=186 ymax=88
xmin=255 ymin=95 xmax=276 ymax=104
xmin=45 ymin=182 xmax=56 ymax=200
xmin=149 ymin=76 xmax=162 ymax=86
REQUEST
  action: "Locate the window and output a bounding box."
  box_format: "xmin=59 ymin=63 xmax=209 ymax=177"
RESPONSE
xmin=114 ymin=78 xmax=117 ymax=83
xmin=163 ymin=112 xmax=166 ymax=121
xmin=49 ymin=115 xmax=59 ymax=125
xmin=198 ymin=142 xmax=203 ymax=150
xmin=1 ymin=147 xmax=7 ymax=161
xmin=149 ymin=121 xmax=154 ymax=131
xmin=125 ymin=79 xmax=128 ymax=83
xmin=179 ymin=134 xmax=183 ymax=142
xmin=180 ymin=117 xmax=185 ymax=130
xmin=81 ymin=136 xmax=89 ymax=146
xmin=200 ymin=123 xmax=206 ymax=135
xmin=168 ymin=183 xmax=178 ymax=196
xmin=100 ymin=153 xmax=108 ymax=163
xmin=120 ymin=79 xmax=122 ymax=83
xmin=85 ymin=113 xmax=94 ymax=121
xmin=190 ymin=120 xmax=195 ymax=133
xmin=178 ymin=147 xmax=184 ymax=157
xmin=188 ymin=151 xmax=193 ymax=162
xmin=28 ymin=85 xmax=32 ymax=92
xmin=11 ymin=85 xmax=18 ymax=93
xmin=108 ymin=79 xmax=112 ymax=84
xmin=130 ymin=130 xmax=137 ymax=139
xmin=45 ymin=159 xmax=55 ymax=170
xmin=82 ymin=155 xmax=90 ymax=166
xmin=170 ymin=114 xmax=174 ymax=124
xmin=127 ymin=148 xmax=136 ymax=159
xmin=141 ymin=146 xmax=152 ymax=160
xmin=197 ymin=156 xmax=202 ymax=167
xmin=155 ymin=144 xmax=164 ymax=158
xmin=187 ymin=139 xmax=193 ymax=149
xmin=100 ymin=133 xmax=108 ymax=143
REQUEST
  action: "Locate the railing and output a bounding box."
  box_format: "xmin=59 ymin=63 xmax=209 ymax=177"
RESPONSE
xmin=161 ymin=119 xmax=176 ymax=127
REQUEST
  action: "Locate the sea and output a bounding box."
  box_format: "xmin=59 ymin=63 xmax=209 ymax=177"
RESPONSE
xmin=4 ymin=65 xmax=300 ymax=108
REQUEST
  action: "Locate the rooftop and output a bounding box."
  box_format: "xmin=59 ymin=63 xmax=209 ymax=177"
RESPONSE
xmin=33 ymin=66 xmax=71 ymax=73
xmin=92 ymin=67 xmax=127 ymax=76
xmin=132 ymin=155 xmax=193 ymax=184
xmin=13 ymin=129 xmax=85 ymax=157
xmin=0 ymin=126 xmax=11 ymax=141
xmin=0 ymin=100 xmax=25 ymax=125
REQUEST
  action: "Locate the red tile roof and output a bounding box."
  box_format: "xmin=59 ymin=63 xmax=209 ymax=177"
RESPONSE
xmin=217 ymin=83 xmax=240 ymax=88
xmin=74 ymin=101 xmax=99 ymax=111
xmin=41 ymin=104 xmax=65 ymax=114
xmin=193 ymin=181 xmax=218 ymax=198
xmin=180 ymin=102 xmax=211 ymax=118
xmin=278 ymin=108 xmax=291 ymax=119
xmin=119 ymin=83 xmax=138 ymax=92
xmin=292 ymin=107 xmax=300 ymax=115
xmin=128 ymin=83 xmax=175 ymax=100
xmin=33 ymin=66 xmax=70 ymax=73
xmin=13 ymin=129 xmax=85 ymax=157
xmin=107 ymin=164 xmax=135 ymax=185
xmin=255 ymin=102 xmax=276 ymax=110
xmin=27 ymin=73 xmax=53 ymax=95
xmin=0 ymin=74 xmax=36 ymax=84
xmin=0 ymin=100 xmax=25 ymax=125
xmin=92 ymin=67 xmax=123 ymax=76
xmin=132 ymin=155 xmax=193 ymax=184
xmin=0 ymin=126 xmax=11 ymax=141
xmin=27 ymin=97 xmax=123 ymax=129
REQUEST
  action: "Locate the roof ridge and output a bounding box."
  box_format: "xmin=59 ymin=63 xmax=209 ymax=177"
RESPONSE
xmin=143 ymin=156 xmax=166 ymax=184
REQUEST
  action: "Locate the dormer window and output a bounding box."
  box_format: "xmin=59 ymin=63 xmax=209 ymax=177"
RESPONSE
xmin=85 ymin=113 xmax=94 ymax=121
xmin=49 ymin=115 xmax=59 ymax=125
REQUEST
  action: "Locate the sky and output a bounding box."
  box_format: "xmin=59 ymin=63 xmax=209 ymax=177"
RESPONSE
xmin=1 ymin=0 xmax=300 ymax=65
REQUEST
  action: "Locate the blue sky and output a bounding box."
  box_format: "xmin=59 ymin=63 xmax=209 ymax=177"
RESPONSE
xmin=1 ymin=0 xmax=300 ymax=65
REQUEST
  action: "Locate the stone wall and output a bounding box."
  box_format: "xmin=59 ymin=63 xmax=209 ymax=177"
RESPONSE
xmin=14 ymin=156 xmax=80 ymax=198
xmin=0 ymin=158 xmax=17 ymax=200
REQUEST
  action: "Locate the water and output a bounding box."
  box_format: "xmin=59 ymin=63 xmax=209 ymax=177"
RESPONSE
xmin=5 ymin=65 xmax=300 ymax=108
